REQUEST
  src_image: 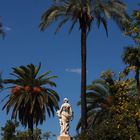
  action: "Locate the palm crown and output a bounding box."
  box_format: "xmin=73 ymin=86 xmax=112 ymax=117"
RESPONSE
xmin=2 ymin=63 xmax=59 ymax=130
xmin=40 ymin=0 xmax=128 ymax=34
xmin=122 ymin=46 xmax=140 ymax=93
xmin=122 ymin=47 xmax=140 ymax=67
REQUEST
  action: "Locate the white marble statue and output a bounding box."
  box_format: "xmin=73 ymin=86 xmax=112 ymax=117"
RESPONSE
xmin=57 ymin=98 xmax=73 ymax=136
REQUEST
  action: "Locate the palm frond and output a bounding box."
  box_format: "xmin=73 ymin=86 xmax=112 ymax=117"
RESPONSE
xmin=55 ymin=18 xmax=69 ymax=34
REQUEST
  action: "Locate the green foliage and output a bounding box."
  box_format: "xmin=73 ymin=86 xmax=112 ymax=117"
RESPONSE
xmin=122 ymin=47 xmax=140 ymax=68
xmin=91 ymin=80 xmax=140 ymax=140
xmin=1 ymin=120 xmax=19 ymax=140
xmin=91 ymin=117 xmax=138 ymax=140
xmin=16 ymin=130 xmax=32 ymax=140
xmin=125 ymin=6 xmax=140 ymax=44
xmin=16 ymin=129 xmax=42 ymax=140
xmin=1 ymin=120 xmax=55 ymax=140
xmin=77 ymin=70 xmax=140 ymax=139
xmin=74 ymin=131 xmax=89 ymax=140
xmin=43 ymin=131 xmax=56 ymax=140
xmin=122 ymin=46 xmax=140 ymax=93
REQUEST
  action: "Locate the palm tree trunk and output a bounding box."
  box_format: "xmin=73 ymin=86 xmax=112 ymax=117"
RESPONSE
xmin=135 ymin=67 xmax=140 ymax=134
xmin=80 ymin=26 xmax=88 ymax=132
xmin=28 ymin=115 xmax=34 ymax=140
xmin=135 ymin=67 xmax=140 ymax=94
xmin=135 ymin=119 xmax=140 ymax=133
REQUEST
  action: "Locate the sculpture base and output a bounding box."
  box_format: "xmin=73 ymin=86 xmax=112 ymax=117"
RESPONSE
xmin=57 ymin=135 xmax=72 ymax=140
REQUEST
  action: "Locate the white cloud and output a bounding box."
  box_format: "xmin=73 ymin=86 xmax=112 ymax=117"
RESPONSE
xmin=65 ymin=68 xmax=81 ymax=74
xmin=4 ymin=26 xmax=12 ymax=31
xmin=65 ymin=68 xmax=88 ymax=74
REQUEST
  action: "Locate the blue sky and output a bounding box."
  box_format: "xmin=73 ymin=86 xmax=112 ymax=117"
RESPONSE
xmin=0 ymin=0 xmax=139 ymax=139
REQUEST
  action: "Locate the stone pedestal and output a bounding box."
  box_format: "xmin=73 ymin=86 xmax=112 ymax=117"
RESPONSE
xmin=57 ymin=135 xmax=72 ymax=140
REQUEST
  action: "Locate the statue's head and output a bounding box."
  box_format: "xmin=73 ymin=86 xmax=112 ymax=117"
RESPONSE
xmin=64 ymin=98 xmax=68 ymax=103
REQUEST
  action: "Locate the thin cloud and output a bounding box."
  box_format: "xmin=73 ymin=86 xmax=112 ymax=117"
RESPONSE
xmin=4 ymin=26 xmax=12 ymax=31
xmin=65 ymin=68 xmax=81 ymax=74
xmin=65 ymin=68 xmax=88 ymax=75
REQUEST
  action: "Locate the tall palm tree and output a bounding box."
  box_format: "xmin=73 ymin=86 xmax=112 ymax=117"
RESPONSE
xmin=122 ymin=46 xmax=140 ymax=94
xmin=2 ymin=63 xmax=59 ymax=140
xmin=39 ymin=0 xmax=128 ymax=131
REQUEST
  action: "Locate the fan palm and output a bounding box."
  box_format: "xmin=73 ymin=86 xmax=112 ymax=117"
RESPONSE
xmin=2 ymin=63 xmax=59 ymax=140
xmin=39 ymin=0 xmax=128 ymax=131
xmin=76 ymin=70 xmax=116 ymax=132
xmin=76 ymin=78 xmax=114 ymax=132
xmin=122 ymin=47 xmax=140 ymax=94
